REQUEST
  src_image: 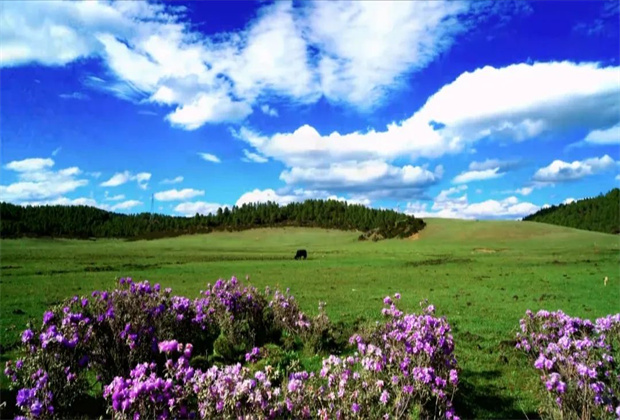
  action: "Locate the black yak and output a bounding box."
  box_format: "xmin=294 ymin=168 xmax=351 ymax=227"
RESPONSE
xmin=294 ymin=249 xmax=307 ymax=260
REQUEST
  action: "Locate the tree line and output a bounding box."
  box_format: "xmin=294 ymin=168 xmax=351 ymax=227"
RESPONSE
xmin=0 ymin=199 xmax=426 ymax=240
xmin=523 ymin=188 xmax=619 ymax=234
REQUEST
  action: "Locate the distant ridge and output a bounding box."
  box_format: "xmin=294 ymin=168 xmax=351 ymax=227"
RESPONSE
xmin=523 ymin=188 xmax=619 ymax=234
xmin=0 ymin=199 xmax=425 ymax=241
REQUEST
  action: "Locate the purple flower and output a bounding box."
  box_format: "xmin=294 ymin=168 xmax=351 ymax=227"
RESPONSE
xmin=30 ymin=401 xmax=43 ymax=416
xmin=42 ymin=311 xmax=54 ymax=325
xmin=380 ymin=390 xmax=389 ymax=404
xmin=351 ymin=403 xmax=360 ymax=413
xmin=21 ymin=329 xmax=34 ymax=343
xmin=158 ymin=340 xmax=180 ymax=354
xmin=449 ymin=369 xmax=458 ymax=385
xmin=16 ymin=388 xmax=32 ymax=406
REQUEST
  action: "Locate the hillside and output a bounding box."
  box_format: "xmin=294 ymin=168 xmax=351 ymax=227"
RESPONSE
xmin=0 ymin=199 xmax=425 ymax=240
xmin=523 ymin=188 xmax=620 ymax=234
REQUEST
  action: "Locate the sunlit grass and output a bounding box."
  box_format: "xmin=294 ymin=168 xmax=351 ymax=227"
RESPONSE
xmin=1 ymin=220 xmax=618 ymax=418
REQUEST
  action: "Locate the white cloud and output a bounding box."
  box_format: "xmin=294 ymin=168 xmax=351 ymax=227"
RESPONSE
xmin=279 ymin=160 xmax=442 ymax=193
xmin=0 ymin=1 xmax=533 ymax=129
xmin=452 ymin=167 xmax=504 ymax=184
xmin=237 ymin=62 xmax=620 ymax=167
xmin=160 ymin=176 xmax=184 ymax=185
xmin=468 ymin=158 xmax=519 ymax=171
xmin=110 ymin=200 xmax=142 ymax=211
xmin=533 ymin=155 xmax=616 ymax=183
xmin=304 ymin=1 xmax=469 ymax=107
xmin=405 ymin=186 xmax=539 ymax=220
xmin=583 ymin=123 xmax=620 ymax=145
xmin=0 ymin=158 xmax=88 ymax=203
xmin=166 ymin=93 xmax=253 ymax=129
xmin=51 ymin=147 xmax=62 ymax=156
xmin=236 ymin=188 xmax=299 ymax=207
xmin=5 ymin=158 xmax=54 ymax=172
xmin=563 ymin=198 xmax=576 ymax=205
xmin=235 ymin=187 xmax=371 ymax=207
xmin=174 ymin=201 xmax=227 ymax=217
xmin=242 ymin=149 xmax=268 ymax=163
xmin=154 ymin=188 xmax=204 ymax=201
xmin=515 ymin=187 xmax=533 ymax=196
xmin=198 ymin=153 xmax=221 ymax=163
xmin=100 ymin=171 xmax=151 ymax=189
xmin=134 ymin=172 xmax=151 ymax=190
xmin=59 ymin=92 xmax=89 ymax=100
xmin=100 ymin=171 xmax=132 ymax=187
xmin=260 ymin=104 xmax=279 ymax=117
xmin=22 ymin=197 xmax=100 ymax=208
xmin=104 ymin=192 xmax=125 ymax=201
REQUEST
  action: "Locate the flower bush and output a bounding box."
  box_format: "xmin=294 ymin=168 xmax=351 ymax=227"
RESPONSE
xmin=516 ymin=309 xmax=620 ymax=419
xmin=6 ymin=276 xmax=460 ymax=419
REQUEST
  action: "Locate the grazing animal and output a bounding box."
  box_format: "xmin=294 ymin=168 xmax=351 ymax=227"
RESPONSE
xmin=604 ymin=276 xmax=608 ymax=286
xmin=294 ymin=249 xmax=307 ymax=260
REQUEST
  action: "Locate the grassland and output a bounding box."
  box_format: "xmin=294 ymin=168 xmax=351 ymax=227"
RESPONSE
xmin=1 ymin=219 xmax=618 ymax=418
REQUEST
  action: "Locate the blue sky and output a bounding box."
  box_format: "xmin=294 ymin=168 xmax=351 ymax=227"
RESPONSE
xmin=1 ymin=0 xmax=619 ymax=219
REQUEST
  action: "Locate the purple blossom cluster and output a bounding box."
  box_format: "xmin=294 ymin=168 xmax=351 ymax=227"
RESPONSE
xmin=6 ymin=277 xmax=462 ymax=419
xmin=267 ymin=287 xmax=312 ymax=335
xmin=102 ymin=294 xmax=461 ymax=419
xmin=103 ymin=341 xmax=197 ymax=419
xmin=516 ymin=309 xmax=620 ymax=419
xmin=345 ymin=296 xmax=460 ymax=419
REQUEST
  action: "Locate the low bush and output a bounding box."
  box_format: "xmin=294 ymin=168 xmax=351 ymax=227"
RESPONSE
xmin=5 ymin=277 xmax=461 ymax=419
xmin=516 ymin=309 xmax=620 ymax=419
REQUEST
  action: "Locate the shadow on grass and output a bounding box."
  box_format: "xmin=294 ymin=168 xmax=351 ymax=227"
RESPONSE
xmin=453 ymin=370 xmax=540 ymax=420
xmin=0 ymin=387 xmax=106 ymax=419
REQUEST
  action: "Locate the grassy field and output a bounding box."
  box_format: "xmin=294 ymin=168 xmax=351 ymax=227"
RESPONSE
xmin=1 ymin=219 xmax=619 ymax=418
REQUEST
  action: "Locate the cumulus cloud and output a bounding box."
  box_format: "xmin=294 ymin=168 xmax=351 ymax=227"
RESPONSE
xmin=515 ymin=187 xmax=533 ymax=196
xmin=563 ymin=197 xmax=576 ymax=204
xmin=174 ymin=201 xmax=227 ymax=217
xmin=198 ymin=153 xmax=221 ymax=164
xmin=260 ymin=105 xmax=279 ymax=117
xmin=242 ymin=149 xmax=269 ymax=163
xmin=235 ymin=188 xmax=370 ymax=207
xmin=0 ymin=1 xmax=533 ymax=129
xmin=532 ymin=155 xmax=616 ymax=183
xmin=232 ymin=61 xmax=618 ymax=199
xmin=452 ymin=167 xmax=504 ymax=184
xmin=279 ymin=160 xmax=442 ymax=193
xmin=100 ymin=171 xmax=152 ymax=189
xmin=404 ymin=185 xmax=539 ymax=220
xmin=160 ymin=176 xmax=184 ymax=185
xmin=583 ymin=123 xmax=620 ymax=145
xmin=0 ymin=157 xmax=88 ymax=203
xmin=104 ymin=192 xmax=125 ymax=201
xmin=110 ymin=200 xmax=142 ymax=211
xmin=238 ymin=62 xmax=620 ymax=166
xmin=5 ymin=158 xmax=54 ymax=172
xmin=154 ymin=188 xmax=204 ymax=201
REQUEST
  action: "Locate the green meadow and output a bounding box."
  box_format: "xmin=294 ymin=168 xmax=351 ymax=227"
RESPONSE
xmin=1 ymin=219 xmax=618 ymax=418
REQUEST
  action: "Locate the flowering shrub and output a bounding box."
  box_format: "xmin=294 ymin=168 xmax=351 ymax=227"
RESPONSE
xmin=102 ymin=294 xmax=460 ymax=419
xmin=343 ymin=296 xmax=460 ymax=419
xmin=516 ymin=309 xmax=620 ymax=419
xmin=6 ymin=277 xmax=461 ymax=419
